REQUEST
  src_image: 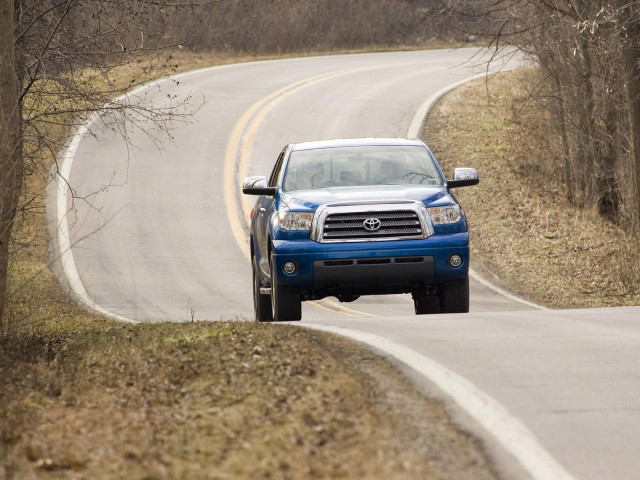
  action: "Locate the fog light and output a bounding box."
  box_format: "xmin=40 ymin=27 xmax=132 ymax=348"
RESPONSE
xmin=448 ymin=254 xmax=463 ymax=268
xmin=283 ymin=261 xmax=297 ymax=275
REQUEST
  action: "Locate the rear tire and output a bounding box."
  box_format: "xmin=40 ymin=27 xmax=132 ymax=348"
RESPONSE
xmin=253 ymin=257 xmax=272 ymax=322
xmin=440 ymin=277 xmax=469 ymax=313
xmin=270 ymin=257 xmax=302 ymax=322
xmin=413 ymin=293 xmax=440 ymax=315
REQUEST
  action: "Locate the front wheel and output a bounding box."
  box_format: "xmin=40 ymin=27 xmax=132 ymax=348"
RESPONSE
xmin=253 ymin=256 xmax=272 ymax=322
xmin=270 ymin=258 xmax=302 ymax=322
xmin=413 ymin=293 xmax=440 ymax=315
xmin=440 ymin=277 xmax=469 ymax=313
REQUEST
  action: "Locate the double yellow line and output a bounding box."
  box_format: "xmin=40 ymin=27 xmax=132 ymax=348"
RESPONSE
xmin=223 ymin=66 xmax=378 ymax=318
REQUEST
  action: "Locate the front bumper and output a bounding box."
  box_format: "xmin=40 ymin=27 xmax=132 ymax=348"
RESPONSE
xmin=271 ymin=233 xmax=469 ymax=294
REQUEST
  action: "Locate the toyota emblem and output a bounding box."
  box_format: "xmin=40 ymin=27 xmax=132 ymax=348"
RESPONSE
xmin=363 ymin=217 xmax=382 ymax=231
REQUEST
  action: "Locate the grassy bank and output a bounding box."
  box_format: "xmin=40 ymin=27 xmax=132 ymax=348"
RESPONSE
xmin=1 ymin=321 xmax=500 ymax=479
xmin=426 ymin=69 xmax=640 ymax=309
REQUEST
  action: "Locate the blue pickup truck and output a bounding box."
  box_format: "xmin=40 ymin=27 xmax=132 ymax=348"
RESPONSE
xmin=242 ymin=138 xmax=478 ymax=322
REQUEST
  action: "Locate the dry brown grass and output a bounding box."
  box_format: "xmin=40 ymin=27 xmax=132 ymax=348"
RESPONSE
xmin=1 ymin=322 xmax=500 ymax=480
xmin=427 ymin=69 xmax=640 ymax=309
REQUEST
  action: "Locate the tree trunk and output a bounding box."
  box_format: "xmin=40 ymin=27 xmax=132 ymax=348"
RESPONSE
xmin=579 ymin=38 xmax=599 ymax=201
xmin=552 ymin=72 xmax=574 ymax=204
xmin=595 ymin=21 xmax=621 ymax=222
xmin=621 ymin=6 xmax=640 ymax=229
xmin=0 ymin=0 xmax=22 ymax=325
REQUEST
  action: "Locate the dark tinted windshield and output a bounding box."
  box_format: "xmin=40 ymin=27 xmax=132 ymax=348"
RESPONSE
xmin=282 ymin=145 xmax=443 ymax=192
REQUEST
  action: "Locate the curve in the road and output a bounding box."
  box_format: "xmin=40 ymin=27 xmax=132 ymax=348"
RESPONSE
xmin=222 ymin=58 xmax=574 ymax=480
xmin=56 ymin=99 xmax=146 ymax=324
xmin=55 ymin=51 xmax=571 ymax=480
xmin=224 ymin=62 xmax=424 ymax=318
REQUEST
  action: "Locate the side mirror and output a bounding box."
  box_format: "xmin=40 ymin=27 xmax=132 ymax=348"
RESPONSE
xmin=447 ymin=168 xmax=479 ymax=189
xmin=242 ymin=176 xmax=277 ymax=196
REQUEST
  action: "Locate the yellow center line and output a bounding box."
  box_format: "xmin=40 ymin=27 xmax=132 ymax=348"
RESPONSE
xmin=223 ymin=74 xmax=339 ymax=261
xmin=224 ymin=64 xmax=413 ymax=318
xmin=223 ymin=67 xmax=373 ymax=261
xmin=236 ymin=67 xmax=377 ymax=225
xmin=308 ymin=300 xmax=362 ymax=317
xmin=321 ymin=298 xmax=376 ymax=317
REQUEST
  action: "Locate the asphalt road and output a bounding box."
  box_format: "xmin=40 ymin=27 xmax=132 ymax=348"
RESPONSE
xmin=53 ymin=48 xmax=640 ymax=480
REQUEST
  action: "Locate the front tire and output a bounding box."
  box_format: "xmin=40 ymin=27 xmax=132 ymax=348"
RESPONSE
xmin=253 ymin=256 xmax=272 ymax=322
xmin=440 ymin=277 xmax=469 ymax=313
xmin=270 ymin=257 xmax=301 ymax=322
xmin=413 ymin=293 xmax=440 ymax=315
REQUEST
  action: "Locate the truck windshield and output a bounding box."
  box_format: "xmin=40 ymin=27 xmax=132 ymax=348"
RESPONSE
xmin=282 ymin=145 xmax=443 ymax=191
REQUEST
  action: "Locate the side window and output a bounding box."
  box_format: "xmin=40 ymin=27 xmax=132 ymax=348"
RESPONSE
xmin=268 ymin=150 xmax=286 ymax=188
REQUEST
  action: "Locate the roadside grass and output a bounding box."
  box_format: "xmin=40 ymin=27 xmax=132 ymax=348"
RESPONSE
xmin=426 ymin=69 xmax=640 ymax=309
xmin=1 ymin=321 xmax=500 ymax=479
xmin=2 ymin=47 xmax=501 ymax=480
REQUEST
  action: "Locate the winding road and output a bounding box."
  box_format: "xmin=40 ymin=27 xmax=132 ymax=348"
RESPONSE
xmin=52 ymin=48 xmax=640 ymax=480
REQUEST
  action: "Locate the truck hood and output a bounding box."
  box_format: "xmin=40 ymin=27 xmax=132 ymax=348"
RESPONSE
xmin=280 ymin=185 xmax=451 ymax=211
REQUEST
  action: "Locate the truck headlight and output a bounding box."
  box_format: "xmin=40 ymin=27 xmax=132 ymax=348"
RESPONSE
xmin=278 ymin=211 xmax=314 ymax=230
xmin=428 ymin=205 xmax=461 ymax=225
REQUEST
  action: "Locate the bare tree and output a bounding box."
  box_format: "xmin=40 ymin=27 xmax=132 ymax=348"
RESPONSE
xmin=620 ymin=1 xmax=640 ymax=227
xmin=443 ymin=0 xmax=640 ymax=226
xmin=0 ymin=0 xmax=23 ymax=325
xmin=172 ymin=0 xmax=458 ymax=53
xmin=0 ymin=0 xmax=205 ymax=326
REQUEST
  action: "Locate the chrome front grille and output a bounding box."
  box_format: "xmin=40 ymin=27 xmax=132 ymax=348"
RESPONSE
xmin=323 ymin=211 xmax=422 ymax=241
xmin=310 ymin=201 xmax=434 ymax=243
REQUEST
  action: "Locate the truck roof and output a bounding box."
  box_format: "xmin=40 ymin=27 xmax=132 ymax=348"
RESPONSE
xmin=290 ymin=138 xmax=427 ymax=152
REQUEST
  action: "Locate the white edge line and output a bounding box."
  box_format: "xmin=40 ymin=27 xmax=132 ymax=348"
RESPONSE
xmin=469 ymin=269 xmax=546 ymax=310
xmin=407 ymin=72 xmax=488 ymax=139
xmin=54 ymin=82 xmax=157 ymax=324
xmin=299 ymin=322 xmax=578 ymax=480
xmin=56 ymin=115 xmax=137 ymax=324
xmin=408 ymin=70 xmax=547 ymax=311
xmin=55 ymin=57 xmax=361 ymax=323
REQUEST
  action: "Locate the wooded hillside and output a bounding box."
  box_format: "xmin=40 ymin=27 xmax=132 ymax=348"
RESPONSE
xmin=446 ymin=1 xmax=640 ymax=233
